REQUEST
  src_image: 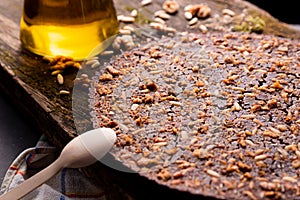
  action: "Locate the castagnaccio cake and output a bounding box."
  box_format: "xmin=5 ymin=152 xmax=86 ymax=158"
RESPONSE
xmin=89 ymin=31 xmax=300 ymax=200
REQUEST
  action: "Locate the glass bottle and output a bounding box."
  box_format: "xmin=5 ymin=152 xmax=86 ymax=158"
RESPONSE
xmin=20 ymin=0 xmax=119 ymax=60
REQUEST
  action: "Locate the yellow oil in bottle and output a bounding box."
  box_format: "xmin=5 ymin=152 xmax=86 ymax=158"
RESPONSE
xmin=20 ymin=0 xmax=119 ymax=60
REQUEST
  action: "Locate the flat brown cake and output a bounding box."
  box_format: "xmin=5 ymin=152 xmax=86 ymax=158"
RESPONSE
xmin=90 ymin=31 xmax=300 ymax=200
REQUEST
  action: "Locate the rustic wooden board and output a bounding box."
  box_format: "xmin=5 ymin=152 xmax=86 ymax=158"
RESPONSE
xmin=1 ymin=0 xmax=299 ymax=199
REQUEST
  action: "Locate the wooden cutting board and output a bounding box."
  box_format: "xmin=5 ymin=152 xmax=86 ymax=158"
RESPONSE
xmin=1 ymin=0 xmax=299 ymax=199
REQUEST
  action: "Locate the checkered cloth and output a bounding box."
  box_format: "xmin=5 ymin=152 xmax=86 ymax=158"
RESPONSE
xmin=0 ymin=135 xmax=106 ymax=200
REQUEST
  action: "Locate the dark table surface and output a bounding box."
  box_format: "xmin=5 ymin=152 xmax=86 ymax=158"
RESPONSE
xmin=0 ymin=93 xmax=41 ymax=183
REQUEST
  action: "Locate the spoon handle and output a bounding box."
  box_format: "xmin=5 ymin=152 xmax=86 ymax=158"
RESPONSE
xmin=0 ymin=159 xmax=62 ymax=200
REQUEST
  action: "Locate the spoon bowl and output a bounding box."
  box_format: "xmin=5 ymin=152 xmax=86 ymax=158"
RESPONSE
xmin=60 ymin=127 xmax=116 ymax=168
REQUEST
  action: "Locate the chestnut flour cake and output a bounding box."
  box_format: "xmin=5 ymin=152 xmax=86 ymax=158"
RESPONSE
xmin=90 ymin=31 xmax=300 ymax=200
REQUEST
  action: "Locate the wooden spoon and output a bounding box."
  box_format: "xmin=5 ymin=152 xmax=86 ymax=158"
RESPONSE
xmin=0 ymin=128 xmax=116 ymax=200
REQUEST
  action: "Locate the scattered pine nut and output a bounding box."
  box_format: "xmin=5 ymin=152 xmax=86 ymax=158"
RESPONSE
xmin=57 ymin=74 xmax=64 ymax=85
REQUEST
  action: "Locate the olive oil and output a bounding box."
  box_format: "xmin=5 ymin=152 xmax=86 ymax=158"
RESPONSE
xmin=20 ymin=0 xmax=119 ymax=60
